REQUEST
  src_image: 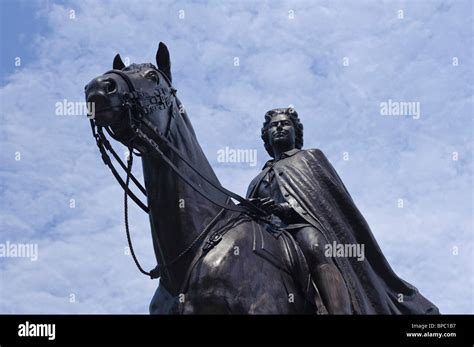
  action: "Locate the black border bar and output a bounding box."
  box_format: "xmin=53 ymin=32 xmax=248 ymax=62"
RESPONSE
xmin=0 ymin=314 xmax=472 ymax=345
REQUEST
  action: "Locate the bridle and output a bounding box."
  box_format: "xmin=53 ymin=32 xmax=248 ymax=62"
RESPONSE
xmin=89 ymin=67 xmax=268 ymax=281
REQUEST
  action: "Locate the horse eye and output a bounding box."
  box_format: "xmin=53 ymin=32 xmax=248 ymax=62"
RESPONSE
xmin=146 ymin=71 xmax=159 ymax=82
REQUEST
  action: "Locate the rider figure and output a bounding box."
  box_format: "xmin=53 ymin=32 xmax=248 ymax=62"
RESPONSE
xmin=246 ymin=108 xmax=352 ymax=314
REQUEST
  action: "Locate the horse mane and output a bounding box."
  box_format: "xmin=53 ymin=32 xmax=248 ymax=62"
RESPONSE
xmin=123 ymin=63 xmax=157 ymax=72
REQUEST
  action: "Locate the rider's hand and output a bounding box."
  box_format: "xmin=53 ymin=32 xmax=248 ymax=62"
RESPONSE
xmin=248 ymin=198 xmax=262 ymax=206
xmin=258 ymin=197 xmax=278 ymax=214
xmin=259 ymin=197 xmax=291 ymax=218
xmin=248 ymin=197 xmax=292 ymax=218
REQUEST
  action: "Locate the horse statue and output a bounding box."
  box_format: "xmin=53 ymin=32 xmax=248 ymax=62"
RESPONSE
xmin=84 ymin=42 xmax=327 ymax=314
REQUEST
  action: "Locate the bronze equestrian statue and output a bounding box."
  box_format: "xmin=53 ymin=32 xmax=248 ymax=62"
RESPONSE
xmin=84 ymin=42 xmax=439 ymax=314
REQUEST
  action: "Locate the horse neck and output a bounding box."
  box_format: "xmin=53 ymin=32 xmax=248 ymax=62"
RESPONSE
xmin=141 ymin=106 xmax=226 ymax=294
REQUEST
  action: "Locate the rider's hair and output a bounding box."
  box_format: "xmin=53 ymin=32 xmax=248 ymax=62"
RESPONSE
xmin=261 ymin=108 xmax=303 ymax=158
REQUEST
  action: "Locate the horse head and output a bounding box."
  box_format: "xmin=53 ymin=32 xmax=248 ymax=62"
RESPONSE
xmin=84 ymin=42 xmax=174 ymax=153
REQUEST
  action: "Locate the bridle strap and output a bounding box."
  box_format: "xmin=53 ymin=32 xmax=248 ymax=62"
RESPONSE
xmin=135 ymin=117 xmax=266 ymax=216
xmin=123 ymin=146 xmax=152 ymax=277
xmin=100 ymin=127 xmax=147 ymax=196
xmin=133 ymin=125 xmax=263 ymax=215
xmin=90 ymin=120 xmax=149 ymax=213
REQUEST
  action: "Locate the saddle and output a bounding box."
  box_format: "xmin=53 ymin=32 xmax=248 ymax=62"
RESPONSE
xmin=257 ymin=222 xmax=328 ymax=314
xmin=200 ymin=212 xmax=329 ymax=314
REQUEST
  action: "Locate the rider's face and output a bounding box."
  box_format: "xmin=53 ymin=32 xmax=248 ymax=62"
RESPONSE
xmin=268 ymin=113 xmax=296 ymax=150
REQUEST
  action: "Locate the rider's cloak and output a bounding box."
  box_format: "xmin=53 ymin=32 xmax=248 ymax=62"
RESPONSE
xmin=246 ymin=148 xmax=439 ymax=314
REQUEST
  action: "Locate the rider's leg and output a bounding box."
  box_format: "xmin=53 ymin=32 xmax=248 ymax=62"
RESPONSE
xmin=293 ymin=226 xmax=352 ymax=314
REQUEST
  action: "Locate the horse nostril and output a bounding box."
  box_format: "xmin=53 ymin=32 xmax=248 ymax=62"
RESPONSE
xmin=87 ymin=93 xmax=107 ymax=108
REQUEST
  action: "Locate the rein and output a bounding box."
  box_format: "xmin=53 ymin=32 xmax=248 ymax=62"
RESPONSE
xmin=90 ymin=68 xmax=268 ymax=281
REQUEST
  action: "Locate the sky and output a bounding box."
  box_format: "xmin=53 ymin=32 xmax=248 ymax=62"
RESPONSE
xmin=0 ymin=0 xmax=472 ymax=314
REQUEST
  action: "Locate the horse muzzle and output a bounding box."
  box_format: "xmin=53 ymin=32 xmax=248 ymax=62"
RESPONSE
xmin=85 ymin=76 xmax=125 ymax=126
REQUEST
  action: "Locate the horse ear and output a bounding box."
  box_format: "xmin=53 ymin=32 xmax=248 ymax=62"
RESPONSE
xmin=113 ymin=54 xmax=126 ymax=70
xmin=156 ymin=42 xmax=172 ymax=83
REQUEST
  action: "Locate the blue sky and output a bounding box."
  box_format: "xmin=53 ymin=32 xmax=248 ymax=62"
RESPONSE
xmin=0 ymin=0 xmax=48 ymax=84
xmin=0 ymin=0 xmax=472 ymax=313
